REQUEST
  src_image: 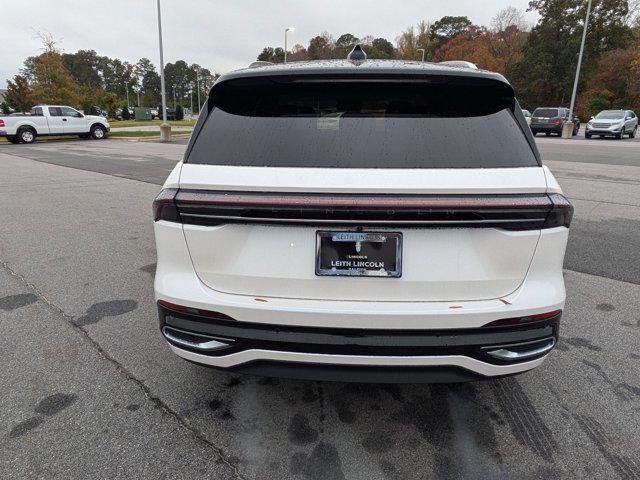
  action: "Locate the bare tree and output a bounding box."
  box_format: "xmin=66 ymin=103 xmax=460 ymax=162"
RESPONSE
xmin=491 ymin=6 xmax=528 ymax=33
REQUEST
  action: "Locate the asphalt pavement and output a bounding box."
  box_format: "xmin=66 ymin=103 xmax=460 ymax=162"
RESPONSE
xmin=1 ymin=136 xmax=639 ymax=479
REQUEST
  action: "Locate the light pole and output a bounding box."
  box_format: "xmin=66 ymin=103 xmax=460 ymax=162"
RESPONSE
xmin=157 ymin=0 xmax=170 ymax=140
xmin=125 ymin=83 xmax=130 ymax=109
xmin=564 ymin=0 xmax=592 ymax=139
xmin=190 ymin=88 xmax=193 ymax=117
xmin=196 ymin=75 xmax=201 ymax=115
xmin=172 ymin=85 xmax=176 ymax=110
xmin=284 ymin=27 xmax=295 ymax=63
xmin=417 ymin=48 xmax=426 ymax=62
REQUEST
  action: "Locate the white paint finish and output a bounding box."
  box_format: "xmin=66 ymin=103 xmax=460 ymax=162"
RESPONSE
xmin=183 ymin=223 xmax=541 ymax=302
xmin=179 ymin=164 xmax=547 ymax=194
xmin=154 ymin=222 xmax=567 ymax=330
xmin=168 ymin=343 xmax=547 ymax=377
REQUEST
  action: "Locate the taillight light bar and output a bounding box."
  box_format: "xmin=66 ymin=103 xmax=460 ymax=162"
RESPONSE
xmin=482 ymin=309 xmax=562 ymax=327
xmin=152 ymin=188 xmax=180 ymax=222
xmin=0 ymin=119 xmax=5 ymax=127
xmin=544 ymin=193 xmax=573 ymax=229
xmin=153 ymin=189 xmax=573 ymax=230
xmin=158 ymin=300 xmax=234 ymax=320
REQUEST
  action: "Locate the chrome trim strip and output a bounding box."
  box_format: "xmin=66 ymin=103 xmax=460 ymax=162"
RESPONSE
xmin=485 ymin=338 xmax=556 ymax=361
xmin=162 ymin=326 xmax=230 ymax=352
xmin=167 ymin=344 xmax=548 ymax=376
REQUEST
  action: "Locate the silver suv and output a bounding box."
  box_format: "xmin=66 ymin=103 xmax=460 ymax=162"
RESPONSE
xmin=585 ymin=110 xmax=638 ymax=139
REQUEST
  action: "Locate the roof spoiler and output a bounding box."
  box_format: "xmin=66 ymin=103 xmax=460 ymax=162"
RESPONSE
xmin=247 ymin=61 xmax=274 ymax=69
xmin=439 ymin=60 xmax=478 ymax=70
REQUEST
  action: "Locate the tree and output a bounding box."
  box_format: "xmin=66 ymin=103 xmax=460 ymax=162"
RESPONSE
xmin=509 ymin=0 xmax=633 ymax=109
xmin=434 ymin=27 xmax=504 ymax=71
xmin=164 ymin=60 xmax=197 ymax=105
xmin=135 ymin=58 xmax=157 ymax=106
xmin=4 ymin=75 xmax=33 ymax=112
xmin=62 ymin=50 xmax=103 ymax=88
xmin=308 ymin=33 xmax=334 ymax=59
xmin=141 ymin=69 xmax=161 ymax=106
xmin=431 ymin=16 xmax=474 ymax=42
xmin=364 ymin=38 xmax=395 ymax=59
xmin=335 ymin=33 xmax=359 ymax=57
xmin=396 ymin=21 xmax=432 ymax=60
xmin=29 ymin=34 xmax=79 ymax=106
xmin=100 ymin=92 xmax=119 ymax=118
xmin=286 ymin=44 xmax=309 ymax=62
xmin=175 ymin=104 xmax=184 ymax=121
xmin=491 ymin=6 xmax=528 ymax=33
xmin=578 ymin=46 xmax=640 ymax=116
xmin=257 ymin=47 xmax=285 ymax=63
xmin=1 ymin=102 xmax=11 ymax=114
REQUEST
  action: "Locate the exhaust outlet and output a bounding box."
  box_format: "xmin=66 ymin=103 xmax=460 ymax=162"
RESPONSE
xmin=162 ymin=326 xmax=231 ymax=352
xmin=484 ymin=338 xmax=556 ymax=361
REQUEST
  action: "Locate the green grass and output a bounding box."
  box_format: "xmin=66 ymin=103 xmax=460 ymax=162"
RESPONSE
xmin=108 ymin=131 xmax=191 ymax=138
xmin=108 ymin=119 xmax=196 ymax=128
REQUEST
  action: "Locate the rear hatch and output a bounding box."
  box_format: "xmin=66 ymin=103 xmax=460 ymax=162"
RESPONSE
xmin=178 ymin=70 xmax=546 ymax=302
xmin=531 ymin=108 xmax=560 ymax=125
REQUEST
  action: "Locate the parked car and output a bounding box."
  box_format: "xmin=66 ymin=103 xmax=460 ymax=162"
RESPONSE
xmin=115 ymin=107 xmax=135 ymax=120
xmin=0 ymin=105 xmax=110 ymax=144
xmin=165 ymin=108 xmax=176 ymax=120
xmin=522 ymin=109 xmax=532 ymax=125
xmin=89 ymin=106 xmax=108 ymax=118
xmin=585 ymin=110 xmax=637 ymax=139
xmin=152 ymin=56 xmax=572 ymax=383
xmin=530 ymin=107 xmax=579 ymax=136
xmin=150 ymin=108 xmax=159 ymax=119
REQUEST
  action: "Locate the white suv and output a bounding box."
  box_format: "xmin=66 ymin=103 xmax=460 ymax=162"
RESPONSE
xmin=153 ymin=57 xmax=572 ymax=383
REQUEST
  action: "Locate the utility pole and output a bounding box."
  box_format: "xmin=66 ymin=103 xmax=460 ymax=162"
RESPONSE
xmin=563 ymin=0 xmax=592 ymax=139
xmin=157 ymin=0 xmax=171 ymax=141
xmin=172 ymin=85 xmax=176 ymax=110
xmin=125 ymin=84 xmax=130 ymax=109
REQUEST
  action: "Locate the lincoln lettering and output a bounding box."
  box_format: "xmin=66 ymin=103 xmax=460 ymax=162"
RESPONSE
xmin=331 ymin=260 xmax=384 ymax=268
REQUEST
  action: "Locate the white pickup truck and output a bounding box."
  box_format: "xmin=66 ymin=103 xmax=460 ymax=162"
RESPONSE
xmin=0 ymin=105 xmax=110 ymax=144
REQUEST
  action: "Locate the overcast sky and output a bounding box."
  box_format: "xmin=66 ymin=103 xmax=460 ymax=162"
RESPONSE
xmin=0 ymin=0 xmax=538 ymax=89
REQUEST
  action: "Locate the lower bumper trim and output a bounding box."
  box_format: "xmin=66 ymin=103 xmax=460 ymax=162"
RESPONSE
xmin=168 ymin=343 xmax=546 ymax=380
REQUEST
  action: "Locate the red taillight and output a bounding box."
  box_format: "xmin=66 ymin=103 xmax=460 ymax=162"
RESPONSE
xmin=158 ymin=300 xmax=234 ymax=320
xmin=483 ymin=309 xmax=562 ymax=327
xmin=0 ymin=119 xmax=5 ymax=127
xmin=153 ymin=188 xmax=180 ymax=222
xmin=555 ymin=118 xmax=561 ymax=124
xmin=543 ymin=194 xmax=573 ymax=228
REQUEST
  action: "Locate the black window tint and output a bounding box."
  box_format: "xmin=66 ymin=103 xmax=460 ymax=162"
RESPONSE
xmin=48 ymin=107 xmax=63 ymax=117
xmin=30 ymin=107 xmax=43 ymax=116
xmin=533 ymin=108 xmax=559 ymax=117
xmin=188 ymin=77 xmax=538 ymax=169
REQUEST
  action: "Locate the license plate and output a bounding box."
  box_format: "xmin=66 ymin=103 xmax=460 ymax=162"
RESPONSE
xmin=315 ymin=231 xmax=402 ymax=277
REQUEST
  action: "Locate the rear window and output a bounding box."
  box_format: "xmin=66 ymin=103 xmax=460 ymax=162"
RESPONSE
xmin=187 ymin=76 xmax=538 ymax=169
xmin=533 ymin=108 xmax=559 ymax=117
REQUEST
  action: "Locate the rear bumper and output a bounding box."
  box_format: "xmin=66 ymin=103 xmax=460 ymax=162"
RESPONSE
xmin=531 ymin=124 xmax=561 ymax=133
xmin=154 ymin=221 xmax=567 ymax=382
xmin=159 ymin=302 xmax=559 ymax=382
